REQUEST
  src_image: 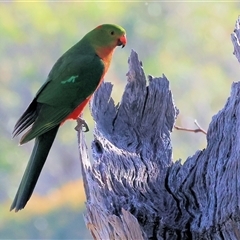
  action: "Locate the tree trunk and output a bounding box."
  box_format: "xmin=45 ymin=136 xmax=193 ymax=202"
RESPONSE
xmin=77 ymin=17 xmax=240 ymax=240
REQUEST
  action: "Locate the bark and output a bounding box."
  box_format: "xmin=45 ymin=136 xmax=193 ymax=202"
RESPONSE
xmin=77 ymin=17 xmax=240 ymax=239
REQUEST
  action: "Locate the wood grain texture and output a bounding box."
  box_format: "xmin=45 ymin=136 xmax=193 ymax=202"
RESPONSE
xmin=77 ymin=17 xmax=240 ymax=239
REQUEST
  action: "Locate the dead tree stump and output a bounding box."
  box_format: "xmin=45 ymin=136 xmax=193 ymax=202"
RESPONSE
xmin=77 ymin=17 xmax=240 ymax=240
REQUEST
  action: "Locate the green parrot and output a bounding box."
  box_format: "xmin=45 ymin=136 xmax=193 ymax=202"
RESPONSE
xmin=11 ymin=24 xmax=127 ymax=212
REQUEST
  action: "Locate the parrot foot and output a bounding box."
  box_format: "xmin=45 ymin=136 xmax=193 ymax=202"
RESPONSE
xmin=75 ymin=118 xmax=89 ymax=132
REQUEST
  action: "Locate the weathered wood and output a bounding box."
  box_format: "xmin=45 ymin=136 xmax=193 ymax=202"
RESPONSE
xmin=77 ymin=17 xmax=240 ymax=239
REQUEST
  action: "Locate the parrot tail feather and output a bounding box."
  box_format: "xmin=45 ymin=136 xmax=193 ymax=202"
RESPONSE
xmin=10 ymin=125 xmax=59 ymax=212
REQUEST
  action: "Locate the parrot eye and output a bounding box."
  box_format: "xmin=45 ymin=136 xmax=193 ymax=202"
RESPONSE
xmin=110 ymin=31 xmax=115 ymax=35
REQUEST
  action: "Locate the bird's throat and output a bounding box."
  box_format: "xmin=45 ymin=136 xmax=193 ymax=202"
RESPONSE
xmin=95 ymin=46 xmax=114 ymax=73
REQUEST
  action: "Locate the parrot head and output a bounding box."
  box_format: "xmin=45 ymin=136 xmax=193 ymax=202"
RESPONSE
xmin=86 ymin=24 xmax=127 ymax=52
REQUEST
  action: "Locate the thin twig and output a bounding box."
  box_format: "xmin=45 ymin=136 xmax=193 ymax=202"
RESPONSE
xmin=174 ymin=119 xmax=207 ymax=135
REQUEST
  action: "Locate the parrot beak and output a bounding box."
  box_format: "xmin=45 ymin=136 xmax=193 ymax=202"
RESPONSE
xmin=118 ymin=34 xmax=127 ymax=48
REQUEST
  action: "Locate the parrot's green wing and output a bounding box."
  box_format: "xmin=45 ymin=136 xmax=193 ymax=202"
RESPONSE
xmin=14 ymin=53 xmax=104 ymax=144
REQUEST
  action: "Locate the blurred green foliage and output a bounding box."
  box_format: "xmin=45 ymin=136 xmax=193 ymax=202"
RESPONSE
xmin=1 ymin=206 xmax=89 ymax=239
xmin=1 ymin=2 xmax=240 ymax=239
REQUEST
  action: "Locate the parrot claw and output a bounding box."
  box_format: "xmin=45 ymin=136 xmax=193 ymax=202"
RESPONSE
xmin=75 ymin=118 xmax=89 ymax=132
